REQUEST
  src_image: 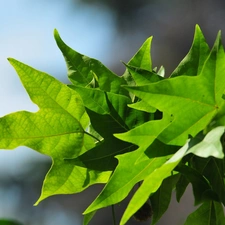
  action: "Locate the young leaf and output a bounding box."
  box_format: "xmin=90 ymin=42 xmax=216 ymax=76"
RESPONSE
xmin=0 ymin=59 xmax=111 ymax=204
xmin=35 ymin=157 xmax=111 ymax=205
xmin=68 ymin=85 xmax=131 ymax=136
xmin=171 ymin=24 xmax=210 ymax=77
xmin=186 ymin=126 xmax=225 ymax=159
xmin=83 ymin=150 xmax=170 ymax=215
xmin=120 ymin=125 xmax=225 ymax=225
xmin=124 ymin=31 xmax=225 ymax=145
xmin=127 ymin=100 xmax=156 ymax=113
xmin=125 ymin=64 xmax=163 ymax=86
xmin=54 ymin=29 xmax=128 ymax=96
xmin=120 ymin=142 xmax=190 ymax=225
xmin=122 ymin=36 xmax=153 ymax=90
xmin=2 ymin=59 xmax=87 ymax=157
xmin=66 ymin=85 xmax=150 ymax=172
xmin=127 ymin=37 xmax=152 ymax=71
xmin=83 ymin=117 xmax=176 ymax=215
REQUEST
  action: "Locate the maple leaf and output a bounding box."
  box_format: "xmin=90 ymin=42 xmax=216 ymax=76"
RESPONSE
xmin=82 ymin=26 xmax=225 ymax=225
xmin=124 ymin=28 xmax=225 ymax=146
xmin=55 ymin=29 xmax=155 ymax=174
xmin=0 ymin=59 xmax=111 ymax=204
xmin=184 ymin=201 xmax=225 ymax=225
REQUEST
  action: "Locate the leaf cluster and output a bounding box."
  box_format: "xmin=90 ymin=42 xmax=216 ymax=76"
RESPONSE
xmin=1 ymin=25 xmax=225 ymax=224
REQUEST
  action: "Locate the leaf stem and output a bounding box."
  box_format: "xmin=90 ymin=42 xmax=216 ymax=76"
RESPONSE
xmin=112 ymin=205 xmax=117 ymax=225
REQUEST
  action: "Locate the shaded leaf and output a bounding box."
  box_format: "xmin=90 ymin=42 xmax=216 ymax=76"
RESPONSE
xmin=120 ymin=142 xmax=190 ymax=225
xmin=83 ymin=117 xmax=174 ymax=214
xmin=175 ymin=165 xmax=215 ymax=205
xmin=125 ymin=64 xmax=163 ymax=86
xmin=83 ymin=211 xmax=97 ymax=225
xmin=184 ymin=201 xmax=225 ymax=225
xmin=192 ymin=157 xmax=225 ymax=205
xmin=176 ymin=174 xmax=189 ymax=202
xmin=150 ymin=174 xmax=180 ymax=225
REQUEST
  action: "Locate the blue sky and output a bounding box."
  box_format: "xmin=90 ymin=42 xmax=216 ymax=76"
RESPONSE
xmin=0 ymin=0 xmax=115 ymax=185
xmin=0 ymin=1 xmax=117 ymax=223
xmin=0 ymin=0 xmax=114 ymax=114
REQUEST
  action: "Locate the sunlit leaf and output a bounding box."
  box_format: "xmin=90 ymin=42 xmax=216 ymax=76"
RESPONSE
xmin=124 ymin=30 xmax=225 ymax=145
xmin=120 ymin=142 xmax=190 ymax=225
xmin=0 ymin=59 xmax=110 ymax=204
xmin=54 ymin=29 xmax=128 ymax=96
xmin=171 ymin=24 xmax=210 ymax=77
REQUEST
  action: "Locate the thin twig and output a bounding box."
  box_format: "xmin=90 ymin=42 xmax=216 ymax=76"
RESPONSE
xmin=112 ymin=205 xmax=117 ymax=225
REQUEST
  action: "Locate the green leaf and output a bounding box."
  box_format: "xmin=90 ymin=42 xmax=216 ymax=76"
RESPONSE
xmin=127 ymin=100 xmax=156 ymax=113
xmin=171 ymin=24 xmax=210 ymax=77
xmin=187 ymin=126 xmax=225 ymax=159
xmin=0 ymin=220 xmax=23 ymax=225
xmin=175 ymin=165 xmax=214 ymax=205
xmin=66 ymin=82 xmax=153 ymax=172
xmin=114 ymin=114 xmax=173 ymax=151
xmin=124 ymin=31 xmax=225 ymax=145
xmin=125 ymin=64 xmax=163 ymax=86
xmin=3 ymin=59 xmax=87 ymax=156
xmin=203 ymin=158 xmax=225 ymax=204
xmin=192 ymin=157 xmax=225 ymax=205
xmin=127 ymin=37 xmax=152 ymax=71
xmin=83 ymin=211 xmax=97 ymax=225
xmin=119 ymin=125 xmax=225 ymax=224
xmin=175 ymin=126 xmax=225 ymax=206
xmin=124 ymin=65 xmax=163 ymax=112
xmin=157 ymin=66 xmax=165 ymax=77
xmin=150 ymin=174 xmax=180 ymax=225
xmin=176 ymin=174 xmax=190 ymax=202
xmin=35 ymin=157 xmax=111 ymax=205
xmin=83 ymin=117 xmax=174 ymax=215
xmin=122 ymin=36 xmax=153 ymax=89
xmin=120 ymin=142 xmax=190 ymax=225
xmin=184 ymin=201 xmax=225 ymax=225
xmin=67 ymin=136 xmax=134 ymax=172
xmin=1 ymin=59 xmax=110 ymax=204
xmin=69 ymin=85 xmax=131 ymax=136
xmin=54 ymin=29 xmax=128 ymax=96
xmin=2 ymin=25 xmax=225 ymax=225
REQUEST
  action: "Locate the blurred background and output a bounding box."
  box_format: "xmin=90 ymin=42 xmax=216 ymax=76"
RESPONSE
xmin=0 ymin=0 xmax=225 ymax=224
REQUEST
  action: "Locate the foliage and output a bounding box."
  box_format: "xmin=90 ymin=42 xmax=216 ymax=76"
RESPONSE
xmin=0 ymin=219 xmax=23 ymax=225
xmin=1 ymin=25 xmax=225 ymax=224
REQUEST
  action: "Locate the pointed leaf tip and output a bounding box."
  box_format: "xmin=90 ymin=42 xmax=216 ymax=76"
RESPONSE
xmin=54 ymin=28 xmax=59 ymax=37
xmin=195 ymin=24 xmax=201 ymax=31
xmin=8 ymin=58 xmax=19 ymax=67
xmin=7 ymin=57 xmax=13 ymax=62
